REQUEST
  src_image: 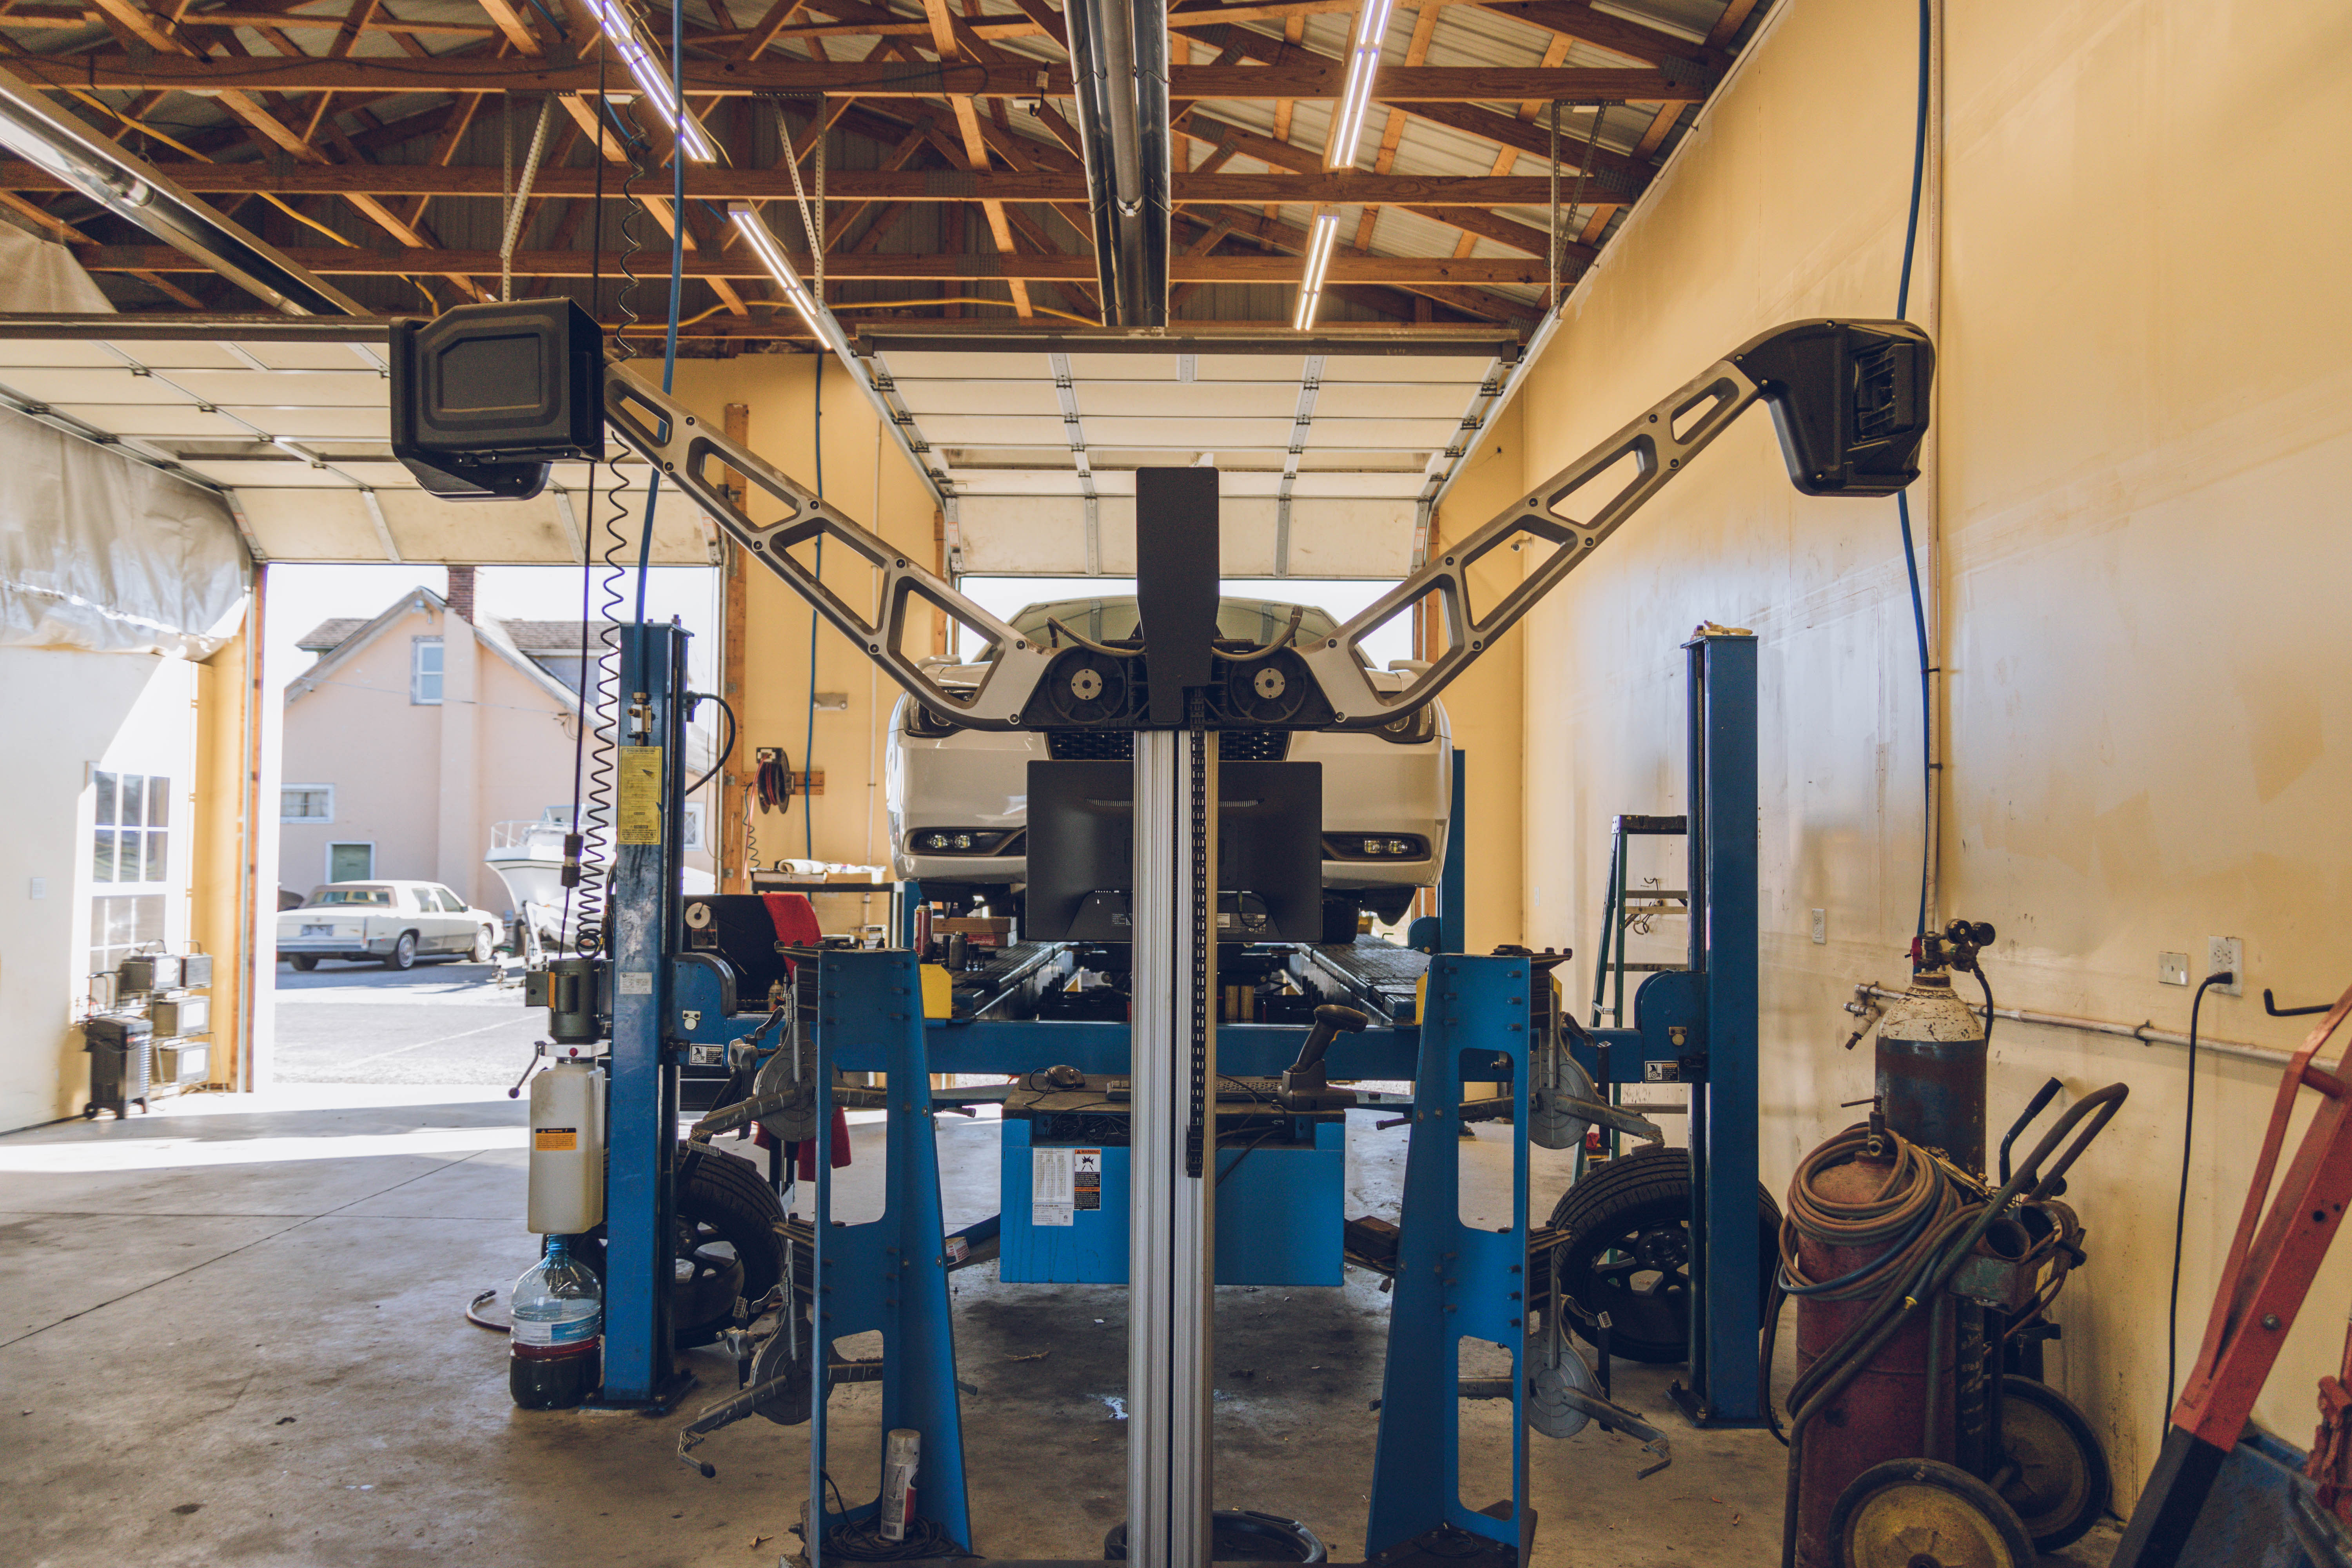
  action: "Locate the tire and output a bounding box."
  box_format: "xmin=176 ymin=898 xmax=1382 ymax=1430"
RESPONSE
xmin=470 ymin=925 xmax=495 ymax=962
xmin=1995 ymin=1374 xmax=2110 ymax=1550
xmin=384 ymin=931 xmax=418 ymax=970
xmin=289 ymin=955 xmax=318 ymax=972
xmin=1831 ymin=1457 xmax=2035 ymax=1568
xmin=579 ymin=1144 xmax=785 ymax=1348
xmin=1548 ymin=1144 xmax=1781 ymax=1364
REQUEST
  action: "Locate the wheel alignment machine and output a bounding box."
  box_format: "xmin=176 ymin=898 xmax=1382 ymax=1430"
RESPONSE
xmin=394 ymin=306 xmax=1934 ymax=1568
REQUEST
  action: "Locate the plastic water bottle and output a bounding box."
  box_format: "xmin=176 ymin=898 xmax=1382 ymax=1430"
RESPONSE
xmin=509 ymin=1238 xmax=602 ymax=1409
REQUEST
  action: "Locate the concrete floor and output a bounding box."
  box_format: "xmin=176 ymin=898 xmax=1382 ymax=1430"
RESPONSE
xmin=0 ymin=1064 xmax=2121 ymax=1566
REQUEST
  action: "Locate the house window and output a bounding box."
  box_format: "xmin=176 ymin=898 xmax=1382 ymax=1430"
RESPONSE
xmin=328 ymin=843 xmax=375 ymax=882
xmin=91 ymin=768 xmax=171 ymax=974
xmin=682 ymin=802 xmax=706 ymax=851
xmin=281 ymin=784 xmax=334 ymax=823
xmin=412 ymin=638 xmax=445 ymax=704
xmin=92 ymin=769 xmax=169 ymax=886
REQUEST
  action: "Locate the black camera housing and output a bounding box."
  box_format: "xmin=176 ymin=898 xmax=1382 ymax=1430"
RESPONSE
xmin=390 ymin=299 xmax=605 ymax=500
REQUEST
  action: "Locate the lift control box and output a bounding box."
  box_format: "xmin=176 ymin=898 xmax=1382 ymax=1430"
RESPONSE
xmin=999 ymin=1074 xmax=1345 ymax=1286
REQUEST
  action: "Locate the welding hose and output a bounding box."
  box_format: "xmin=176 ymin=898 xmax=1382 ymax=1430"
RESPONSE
xmin=1774 ymin=1083 xmax=2129 ymax=1568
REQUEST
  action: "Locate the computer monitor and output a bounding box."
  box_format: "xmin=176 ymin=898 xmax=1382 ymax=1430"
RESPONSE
xmin=1025 ymin=759 xmax=1323 ymax=943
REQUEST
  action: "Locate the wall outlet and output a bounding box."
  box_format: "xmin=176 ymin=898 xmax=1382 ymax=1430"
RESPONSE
xmin=2207 ymin=937 xmax=2245 ymax=996
xmin=1810 ymin=909 xmax=1827 ymax=945
xmin=2159 ymin=952 xmax=2189 ymax=986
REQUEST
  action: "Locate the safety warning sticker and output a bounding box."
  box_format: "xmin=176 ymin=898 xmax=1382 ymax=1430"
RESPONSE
xmin=1032 ymin=1147 xmax=1074 ymax=1227
xmin=615 ymin=746 xmax=664 ymax=845
xmin=1073 ymin=1147 xmax=1102 ymax=1212
xmin=534 ymin=1127 xmax=578 ymax=1152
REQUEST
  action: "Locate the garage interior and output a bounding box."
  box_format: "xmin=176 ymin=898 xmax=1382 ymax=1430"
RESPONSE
xmin=1 ymin=0 xmax=2347 ymax=1565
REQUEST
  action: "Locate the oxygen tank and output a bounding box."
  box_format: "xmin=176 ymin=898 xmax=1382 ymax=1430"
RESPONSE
xmin=528 ymin=1058 xmax=605 ymax=1233
xmin=1874 ymin=920 xmax=1996 ymax=1177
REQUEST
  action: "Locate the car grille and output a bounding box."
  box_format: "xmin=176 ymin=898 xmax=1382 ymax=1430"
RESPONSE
xmin=1043 ymin=730 xmax=1292 ymax=762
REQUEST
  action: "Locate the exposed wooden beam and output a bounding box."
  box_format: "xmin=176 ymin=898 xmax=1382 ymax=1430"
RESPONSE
xmin=79 ymin=241 xmax=1556 ymax=284
xmin=0 ymin=5 xmax=499 ymax=34
xmin=22 ymin=53 xmax=1700 ymax=100
xmin=0 ymin=160 xmax=1590 ymax=205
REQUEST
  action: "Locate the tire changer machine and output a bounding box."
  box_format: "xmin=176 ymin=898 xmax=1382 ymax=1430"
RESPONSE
xmin=393 ymin=303 xmax=1933 ymax=1567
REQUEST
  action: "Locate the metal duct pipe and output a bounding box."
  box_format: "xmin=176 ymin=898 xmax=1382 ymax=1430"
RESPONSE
xmin=0 ymin=64 xmax=362 ymax=316
xmin=1065 ymin=0 xmax=1169 ymax=326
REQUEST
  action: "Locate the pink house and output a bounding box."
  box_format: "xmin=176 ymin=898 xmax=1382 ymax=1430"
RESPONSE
xmin=280 ymin=570 xmax=712 ymax=919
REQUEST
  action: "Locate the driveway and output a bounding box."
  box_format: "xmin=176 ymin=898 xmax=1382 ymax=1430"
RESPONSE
xmin=272 ymin=960 xmax=543 ymax=1087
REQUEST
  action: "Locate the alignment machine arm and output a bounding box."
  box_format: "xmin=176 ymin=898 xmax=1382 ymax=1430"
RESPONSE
xmin=394 ymin=303 xmax=1928 ymax=733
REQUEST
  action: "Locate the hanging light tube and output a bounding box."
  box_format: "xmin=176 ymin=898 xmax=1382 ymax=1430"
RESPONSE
xmin=728 ymin=203 xmax=824 ymax=334
xmin=1292 ymin=211 xmax=1340 ymax=331
xmin=583 ymin=0 xmax=716 ymax=163
xmin=1325 ymin=0 xmax=1398 ymax=170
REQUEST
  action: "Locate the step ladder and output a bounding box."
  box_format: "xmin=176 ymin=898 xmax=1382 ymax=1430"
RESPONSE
xmin=1588 ymin=813 xmax=1691 ymax=1156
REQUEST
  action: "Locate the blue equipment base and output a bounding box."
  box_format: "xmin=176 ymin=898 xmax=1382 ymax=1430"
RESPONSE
xmin=578 ymin=1368 xmax=697 ymax=1416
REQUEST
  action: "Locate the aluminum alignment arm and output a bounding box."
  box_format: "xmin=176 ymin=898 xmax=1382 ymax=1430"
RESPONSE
xmin=600 ymin=318 xmax=1929 ymax=734
xmin=600 ymin=358 xmax=1053 ymax=731
xmin=1303 ymin=318 xmax=1932 ymax=730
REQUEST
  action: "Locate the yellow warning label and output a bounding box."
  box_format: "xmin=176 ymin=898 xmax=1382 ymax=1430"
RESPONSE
xmin=534 ymin=1128 xmax=578 ymax=1152
xmin=616 ymin=746 xmax=664 ymax=845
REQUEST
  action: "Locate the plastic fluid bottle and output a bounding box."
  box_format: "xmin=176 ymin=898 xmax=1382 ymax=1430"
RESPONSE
xmin=508 ymin=1238 xmax=602 ymax=1409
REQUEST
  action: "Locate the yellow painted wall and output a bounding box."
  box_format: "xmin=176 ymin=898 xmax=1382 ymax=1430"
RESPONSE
xmin=1513 ymin=0 xmax=2352 ymax=1504
xmin=666 ymin=354 xmax=942 ymax=885
xmin=1428 ymin=394 xmax=1527 ymax=954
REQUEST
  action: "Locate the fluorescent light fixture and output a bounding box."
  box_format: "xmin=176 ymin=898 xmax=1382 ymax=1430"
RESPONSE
xmin=1292 ymin=211 xmax=1340 ymax=331
xmin=1325 ymin=0 xmax=1398 ymax=170
xmin=729 ymin=203 xmax=823 ymax=334
xmin=583 ymin=0 xmax=716 ymax=164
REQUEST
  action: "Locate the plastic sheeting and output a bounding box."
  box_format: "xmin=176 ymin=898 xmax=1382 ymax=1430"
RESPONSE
xmin=0 ymin=409 xmax=249 ymax=656
xmin=0 ymin=233 xmax=250 ymax=656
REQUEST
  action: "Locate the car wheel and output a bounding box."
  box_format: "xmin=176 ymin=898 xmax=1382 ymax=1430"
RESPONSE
xmin=289 ymin=955 xmax=318 ymax=972
xmin=1548 ymin=1145 xmax=1782 ymax=1363
xmin=578 ymin=1144 xmax=785 ymax=1348
xmin=384 ymin=931 xmax=418 ymax=971
xmin=470 ymin=925 xmax=496 ymax=962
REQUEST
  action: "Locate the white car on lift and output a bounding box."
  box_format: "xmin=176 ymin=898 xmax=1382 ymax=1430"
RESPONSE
xmin=276 ymin=880 xmax=503 ymax=971
xmin=886 ymin=593 xmax=1450 ymax=941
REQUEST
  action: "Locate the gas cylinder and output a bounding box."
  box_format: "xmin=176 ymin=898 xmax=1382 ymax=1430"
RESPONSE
xmin=1792 ymin=1148 xmax=1958 ymax=1568
xmin=1875 ymin=970 xmax=1987 ymax=1178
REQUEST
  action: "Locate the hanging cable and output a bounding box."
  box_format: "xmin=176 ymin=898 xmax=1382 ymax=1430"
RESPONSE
xmin=1893 ymin=0 xmax=1935 ymax=938
xmin=2168 ymin=969 xmax=2233 ymax=1427
xmin=683 ymin=692 xmax=739 ymax=799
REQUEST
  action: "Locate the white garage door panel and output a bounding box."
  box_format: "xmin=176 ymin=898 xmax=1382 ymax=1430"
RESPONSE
xmin=954 ymin=498 xmax=1089 ymax=574
xmin=236 ymin=488 xmax=384 ymax=559
xmin=1196 ymin=356 xmax=1308 ymax=382
xmin=921 ymin=414 xmax=1073 ymax=446
xmin=236 ymin=342 xmax=386 ymax=372
xmin=1067 ymin=354 xmax=1179 ymax=381
xmin=1288 ymin=471 xmax=1437 ymax=499
xmin=893 ymin=381 xmax=1063 ymax=417
xmin=231 ymin=405 xmax=391 ymax=440
xmin=376 ymin=488 xmax=706 ymax=565
xmin=878 ymin=351 xmax=1048 ymax=380
xmin=164 ymin=369 xmax=388 ymax=407
xmin=52 ymin=403 xmax=250 ymax=438
xmin=947 ymin=470 xmax=1090 ymax=497
xmin=1323 ymin=355 xmax=1497 ymax=383
xmin=0 ymin=339 xmax=117 ymax=367
xmin=1312 ymin=383 xmax=1466 ymax=419
xmin=187 ymin=459 xmax=356 ymax=488
xmin=1074 ymin=381 xmax=1302 ymax=419
xmin=1083 ymin=416 xmax=1297 ymax=448
xmin=954 ymin=493 xmax=1413 ymax=579
xmin=0 ymin=367 xmax=197 ymax=404
xmin=1301 ymin=418 xmax=1461 ymax=448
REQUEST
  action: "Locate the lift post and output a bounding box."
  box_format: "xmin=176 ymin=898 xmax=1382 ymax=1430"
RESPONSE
xmin=600 ymin=622 xmax=690 ymax=1407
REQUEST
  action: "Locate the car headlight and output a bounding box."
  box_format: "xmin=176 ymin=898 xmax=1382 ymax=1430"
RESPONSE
xmin=1320 ymin=834 xmax=1431 ymax=860
xmin=1376 ymin=703 xmax=1437 ymax=745
xmin=910 ymin=829 xmax=1023 ymax=855
xmin=902 ymin=703 xmax=965 ymax=739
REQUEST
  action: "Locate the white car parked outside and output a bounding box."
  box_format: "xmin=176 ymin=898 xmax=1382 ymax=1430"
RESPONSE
xmin=887 ymin=594 xmax=1450 ymax=938
xmin=277 ymin=880 xmax=502 ymax=971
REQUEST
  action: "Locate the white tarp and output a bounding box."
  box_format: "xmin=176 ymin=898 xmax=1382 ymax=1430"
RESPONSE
xmin=0 ymin=232 xmax=250 ymax=655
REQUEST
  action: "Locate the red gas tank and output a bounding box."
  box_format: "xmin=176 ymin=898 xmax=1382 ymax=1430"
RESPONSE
xmin=1791 ymin=1152 xmax=1957 ymax=1568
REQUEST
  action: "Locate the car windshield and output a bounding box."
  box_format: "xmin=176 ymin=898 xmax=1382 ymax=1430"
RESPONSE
xmin=305 ymin=887 xmax=392 ymax=907
xmin=1009 ymin=595 xmax=1339 ymax=648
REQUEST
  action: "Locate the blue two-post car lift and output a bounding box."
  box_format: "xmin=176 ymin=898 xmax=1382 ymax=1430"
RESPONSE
xmin=399 ymin=298 xmax=1932 ymax=1566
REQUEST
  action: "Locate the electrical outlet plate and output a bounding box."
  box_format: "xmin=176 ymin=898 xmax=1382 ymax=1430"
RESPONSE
xmin=2159 ymin=952 xmax=2190 ymax=986
xmin=2208 ymin=936 xmax=2244 ymax=996
xmin=1810 ymin=909 xmax=1827 ymax=945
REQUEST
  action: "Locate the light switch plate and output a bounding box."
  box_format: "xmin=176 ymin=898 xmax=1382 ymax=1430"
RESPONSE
xmin=2158 ymin=952 xmax=2189 ymax=986
xmin=2208 ymin=937 xmax=2245 ymax=996
xmin=1810 ymin=909 xmax=1827 ymax=945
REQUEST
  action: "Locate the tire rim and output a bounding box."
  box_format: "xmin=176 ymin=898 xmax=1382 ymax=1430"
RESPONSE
xmin=1842 ymin=1480 xmax=2024 ymax=1568
xmin=1568 ymin=1217 xmax=1690 ymax=1346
